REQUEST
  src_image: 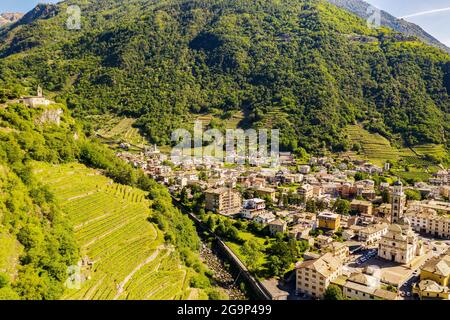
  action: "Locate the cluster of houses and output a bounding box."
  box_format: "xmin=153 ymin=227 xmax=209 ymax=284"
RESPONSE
xmin=295 ymin=181 xmax=450 ymax=300
xmin=116 ymin=148 xmax=450 ymax=300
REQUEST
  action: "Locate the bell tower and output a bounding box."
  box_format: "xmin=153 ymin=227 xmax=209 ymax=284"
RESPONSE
xmin=391 ymin=179 xmax=406 ymax=224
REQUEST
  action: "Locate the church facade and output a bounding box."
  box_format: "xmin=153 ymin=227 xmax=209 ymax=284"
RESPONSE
xmin=22 ymin=86 xmax=52 ymax=107
xmin=378 ymin=180 xmax=423 ymax=264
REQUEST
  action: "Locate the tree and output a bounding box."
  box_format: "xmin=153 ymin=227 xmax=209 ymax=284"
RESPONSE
xmin=226 ymin=226 xmax=240 ymax=241
xmin=264 ymin=256 xmax=284 ymax=277
xmin=265 ymin=238 xmax=298 ymax=277
xmin=262 ymin=195 xmax=274 ymax=210
xmin=405 ymin=189 xmax=421 ymax=201
xmin=354 ymin=172 xmax=367 ymax=181
xmin=324 ymin=285 xmax=345 ymax=300
xmin=381 ymin=189 xmax=390 ymax=203
xmin=334 ymin=199 xmax=350 ymax=216
xmin=179 ymin=187 xmax=189 ymax=204
xmin=240 ymin=239 xmax=263 ymax=271
xmin=0 ymin=287 xmax=20 ymax=300
xmin=198 ymin=171 xmax=208 ymax=181
xmin=306 ymin=199 xmax=317 ymax=213
xmin=0 ymin=273 xmax=9 ymax=289
xmin=206 ymin=215 xmax=216 ymax=230
xmin=207 ymin=288 xmax=228 ymax=300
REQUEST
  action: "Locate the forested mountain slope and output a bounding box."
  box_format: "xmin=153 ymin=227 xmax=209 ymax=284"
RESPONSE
xmin=0 ymin=0 xmax=449 ymax=153
xmin=0 ymin=102 xmax=80 ymax=299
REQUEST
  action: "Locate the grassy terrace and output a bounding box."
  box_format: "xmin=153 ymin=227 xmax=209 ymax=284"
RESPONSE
xmin=225 ymin=232 xmax=269 ymax=268
xmin=33 ymin=162 xmax=197 ymax=300
xmin=346 ymin=125 xmax=415 ymax=165
xmin=346 ymin=125 xmax=447 ymax=171
xmin=90 ymin=115 xmax=148 ymax=148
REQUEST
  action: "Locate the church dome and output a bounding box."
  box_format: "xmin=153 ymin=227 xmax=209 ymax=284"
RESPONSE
xmin=393 ymin=179 xmax=402 ymax=186
xmin=401 ymin=217 xmax=411 ymax=226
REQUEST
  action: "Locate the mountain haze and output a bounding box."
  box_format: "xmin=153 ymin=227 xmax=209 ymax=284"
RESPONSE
xmin=0 ymin=13 xmax=24 ymax=27
xmin=0 ymin=0 xmax=449 ymax=153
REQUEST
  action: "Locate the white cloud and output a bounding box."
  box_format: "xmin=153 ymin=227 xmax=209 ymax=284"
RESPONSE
xmin=400 ymin=7 xmax=450 ymax=19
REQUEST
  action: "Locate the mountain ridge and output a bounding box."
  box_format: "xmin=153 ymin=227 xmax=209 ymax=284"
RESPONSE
xmin=326 ymin=0 xmax=450 ymax=54
xmin=0 ymin=13 xmax=23 ymax=27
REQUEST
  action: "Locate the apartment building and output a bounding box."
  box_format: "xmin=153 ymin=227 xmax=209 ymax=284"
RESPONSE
xmin=298 ymin=183 xmax=314 ymax=201
xmin=405 ymin=208 xmax=450 ymax=239
xmin=269 ymin=219 xmax=288 ymax=236
xmin=358 ymin=223 xmax=388 ymax=245
xmin=241 ymin=198 xmax=266 ymax=220
xmin=408 ymin=200 xmax=450 ymax=215
xmin=317 ymin=211 xmax=341 ymax=231
xmin=339 ymin=273 xmax=399 ymax=300
xmin=419 ymin=250 xmax=450 ymax=287
xmin=289 ymin=224 xmax=312 ymax=241
xmin=413 ymin=250 xmax=450 ymax=300
xmin=323 ymin=242 xmax=350 ymax=262
xmin=253 ymin=186 xmax=277 ymax=202
xmin=351 ymin=199 xmax=373 ymax=215
xmin=296 ymin=253 xmax=343 ymax=299
xmin=205 ymin=188 xmax=242 ymax=216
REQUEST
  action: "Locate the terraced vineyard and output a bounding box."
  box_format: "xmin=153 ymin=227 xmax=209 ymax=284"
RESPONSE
xmin=344 ymin=125 xmax=446 ymax=166
xmin=192 ymin=111 xmax=245 ymax=130
xmin=93 ymin=116 xmax=148 ymax=147
xmin=412 ymin=144 xmax=448 ymax=162
xmin=347 ymin=125 xmax=410 ymax=165
xmin=32 ymin=162 xmax=197 ymax=300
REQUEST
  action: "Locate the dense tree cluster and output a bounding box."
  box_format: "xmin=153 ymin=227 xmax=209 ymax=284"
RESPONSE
xmin=0 ymin=104 xmax=79 ymax=300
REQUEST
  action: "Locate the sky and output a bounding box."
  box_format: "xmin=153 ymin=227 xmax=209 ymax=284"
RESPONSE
xmin=0 ymin=1 xmax=59 ymax=13
xmin=1 ymin=0 xmax=450 ymax=46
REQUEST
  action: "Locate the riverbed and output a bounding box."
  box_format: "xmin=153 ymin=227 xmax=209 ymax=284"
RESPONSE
xmin=200 ymin=244 xmax=247 ymax=300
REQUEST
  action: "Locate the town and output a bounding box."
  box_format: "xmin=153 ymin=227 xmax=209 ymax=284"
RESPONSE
xmin=116 ymin=144 xmax=450 ymax=300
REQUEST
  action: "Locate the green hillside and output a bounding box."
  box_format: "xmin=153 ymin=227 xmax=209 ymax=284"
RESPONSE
xmin=0 ymin=101 xmax=218 ymax=300
xmin=346 ymin=124 xmax=414 ymax=165
xmin=346 ymin=124 xmax=448 ymax=168
xmin=33 ymin=162 xmax=200 ymax=300
xmin=92 ymin=116 xmax=148 ymax=147
xmin=0 ymin=0 xmax=448 ymax=153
